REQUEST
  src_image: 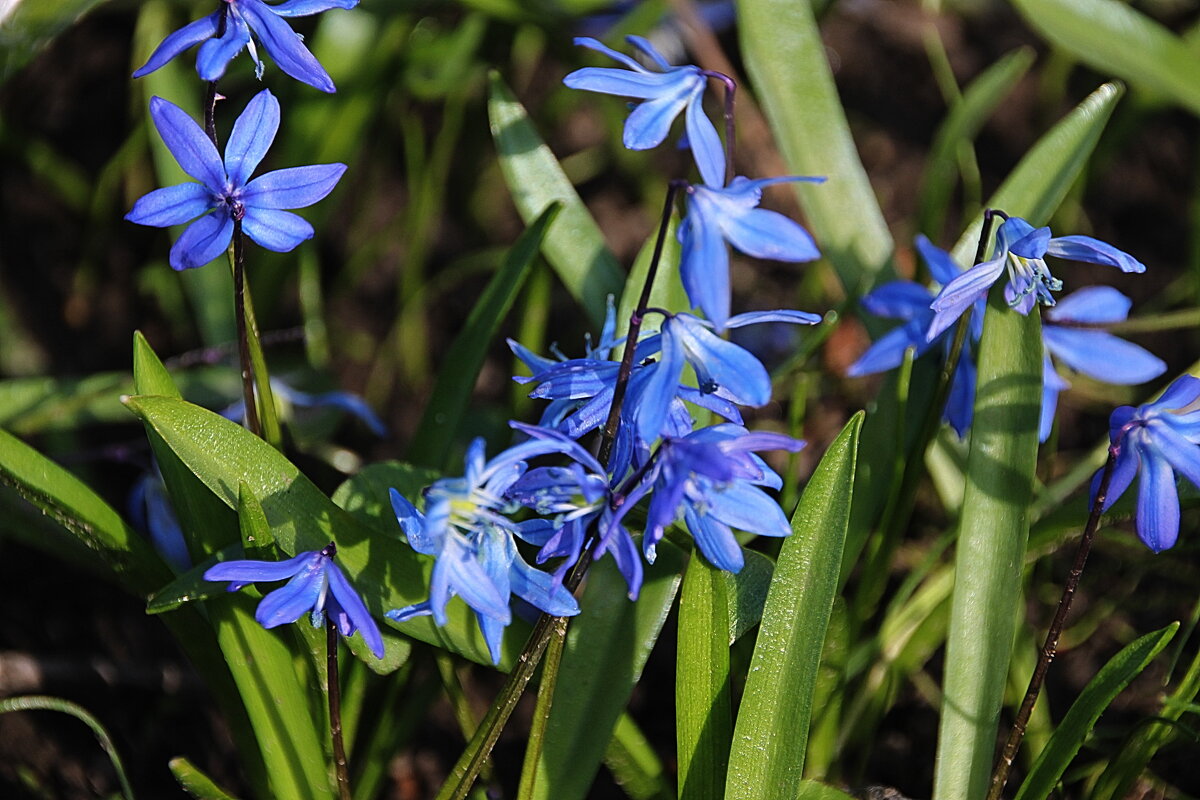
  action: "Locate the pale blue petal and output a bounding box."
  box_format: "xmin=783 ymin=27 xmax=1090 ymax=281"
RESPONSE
xmin=562 ymin=67 xmax=681 ymax=98
xmin=725 ymin=309 xmax=822 ymax=327
xmin=476 ymin=613 xmax=505 ymax=665
xmin=636 ymin=327 xmax=686 ymax=442
xmin=242 ymin=163 xmax=346 ymax=209
xmin=150 ymin=96 xmax=225 ymax=189
xmin=1006 ymin=223 xmax=1051 ymax=259
xmin=685 ymin=90 xmax=725 ymax=187
xmin=1040 ymin=354 xmax=1069 ymax=442
xmin=170 ymin=210 xmax=234 ymax=270
xmin=1155 ymin=375 xmax=1200 ymax=411
xmin=389 ymin=489 xmax=434 ymax=553
xmin=1094 ymin=443 xmax=1139 ymax=512
xmin=204 ymin=551 xmax=313 ymax=583
xmin=134 ymin=12 xmax=221 ymax=77
xmin=1046 ymin=235 xmax=1145 ymax=273
xmin=626 ymin=34 xmax=672 ymax=69
xmin=674 ymin=318 xmax=770 ymax=406
xmin=1136 ymin=450 xmax=1179 ymax=552
xmin=386 ymin=601 xmax=432 ymax=623
xmin=915 ymin=234 xmax=961 ymax=286
xmin=719 ymin=207 xmax=820 ymax=263
xmin=623 ymin=85 xmax=693 ymax=150
xmin=706 ymin=483 xmax=791 ymax=537
xmin=944 ymin=355 xmax=975 ymax=438
xmin=679 ymin=200 xmax=730 ymax=329
xmin=325 ymin=561 xmax=384 ymax=658
xmin=238 ymin=0 xmax=335 ymax=92
xmin=572 ymin=36 xmax=649 ymax=72
xmin=1043 ymin=327 xmax=1165 ymax=384
xmin=241 ymin=207 xmax=314 ymax=252
xmin=683 ymin=505 xmax=744 ymax=572
xmin=927 ymin=255 xmax=1006 ymax=340
xmin=509 ymin=557 xmax=580 ymax=616
xmin=126 ymin=182 xmax=213 ymax=227
xmin=1044 ymin=286 xmax=1131 ymax=324
xmin=225 ymin=89 xmax=280 ymax=187
xmin=1148 ymin=424 xmax=1200 ymax=491
xmin=271 ymin=0 xmax=359 ymax=16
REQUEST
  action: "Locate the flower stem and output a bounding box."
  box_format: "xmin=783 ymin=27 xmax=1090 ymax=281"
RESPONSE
xmin=202 ymin=6 xmax=227 ymax=146
xmin=231 ymin=219 xmax=262 ymax=438
xmin=986 ymin=449 xmax=1117 ymax=800
xmin=326 ymin=616 xmax=352 ymax=800
xmin=702 ymin=71 xmax=737 ymax=186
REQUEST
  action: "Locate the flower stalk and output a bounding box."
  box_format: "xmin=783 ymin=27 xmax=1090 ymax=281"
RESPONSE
xmin=327 ymin=615 xmax=352 ymax=800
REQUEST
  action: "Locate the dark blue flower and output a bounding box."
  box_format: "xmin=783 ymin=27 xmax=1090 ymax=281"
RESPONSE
xmin=928 ymin=216 xmax=1145 ymax=341
xmin=564 ymin=35 xmax=725 ymax=186
xmin=610 ymin=424 xmax=804 ymax=572
xmin=126 ymin=90 xmax=346 ymax=270
xmin=1039 ymin=286 xmax=1166 ymax=441
xmin=133 ymin=0 xmax=357 ymax=93
xmin=204 ymin=542 xmax=385 ymax=658
xmin=680 ymin=177 xmax=823 ymax=330
xmin=1092 ymin=376 xmax=1200 ymax=552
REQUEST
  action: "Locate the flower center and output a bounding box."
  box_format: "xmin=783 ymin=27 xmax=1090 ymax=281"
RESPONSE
xmin=1005 ymin=253 xmax=1062 ymax=308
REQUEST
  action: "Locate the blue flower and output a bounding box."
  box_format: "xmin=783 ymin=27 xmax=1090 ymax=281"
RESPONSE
xmin=1039 ymin=286 xmax=1166 ymax=441
xmin=133 ymin=0 xmax=357 ymax=93
xmin=1092 ymin=376 xmax=1200 ymax=552
xmin=129 ymin=467 xmax=190 ymax=573
xmin=610 ymin=424 xmax=804 ymax=572
xmin=563 ymin=35 xmax=725 ymax=186
xmin=927 ymin=216 xmax=1145 ymax=341
xmin=204 ymin=542 xmax=385 ymax=658
xmin=223 ymin=376 xmax=386 ymax=436
xmin=680 ymin=177 xmax=823 ymax=330
xmin=386 ymin=430 xmax=589 ymax=664
xmin=848 ymin=235 xmax=983 ymax=437
xmin=126 ymin=90 xmax=346 ymax=270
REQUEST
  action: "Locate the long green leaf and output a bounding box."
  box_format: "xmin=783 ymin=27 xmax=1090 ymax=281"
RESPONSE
xmin=725 ymin=412 xmax=863 ymax=799
xmin=676 ymin=554 xmax=732 ymax=800
xmin=738 ymin=0 xmax=894 ymax=293
xmin=169 ymin=757 xmax=242 ymax=800
xmin=1013 ymin=623 xmax=1178 ymax=800
xmin=528 ymin=541 xmax=684 ymax=800
xmin=123 ymin=394 xmax=527 ymax=668
xmin=602 ymin=713 xmax=673 ymax=800
xmin=0 ymin=0 xmax=103 ymax=81
xmin=1010 ymin=0 xmax=1200 ymax=116
xmin=488 ymin=72 xmax=624 ymax=326
xmin=408 ymin=203 xmax=559 ymax=467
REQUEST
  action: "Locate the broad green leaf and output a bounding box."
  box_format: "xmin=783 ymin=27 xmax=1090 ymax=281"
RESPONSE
xmin=676 ymin=554 xmax=731 ymax=800
xmin=1013 ymin=623 xmax=1178 ymax=800
xmin=738 ymin=0 xmax=894 ymax=293
xmin=0 ymin=0 xmax=103 ymax=82
xmin=123 ymin=394 xmax=528 ymax=669
xmin=724 ymin=548 xmax=775 ymax=645
xmin=797 ymin=782 xmax=857 ymax=800
xmin=726 ymin=412 xmax=863 ymax=800
xmin=1011 ymin=0 xmax=1200 ymax=116
xmin=602 ymin=713 xmax=673 ymax=800
xmin=332 ymin=460 xmax=440 ymax=534
xmin=528 ymin=541 xmax=684 ymax=800
xmin=235 ymin=273 xmax=282 ymax=449
xmin=488 ymin=72 xmax=624 ymax=326
xmin=169 ymin=757 xmax=242 ymax=800
xmin=933 ymin=285 xmax=1043 ymax=800
xmin=408 ymin=204 xmax=559 ymax=467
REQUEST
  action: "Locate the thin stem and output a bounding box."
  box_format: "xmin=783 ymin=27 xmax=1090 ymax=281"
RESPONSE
xmin=986 ymin=449 xmax=1117 ymax=800
xmin=517 ymin=615 xmax=569 ymax=800
xmin=232 ymin=219 xmax=262 ymax=437
xmin=326 ymin=615 xmax=352 ymax=800
xmin=702 ymin=70 xmax=737 ymax=186
xmin=202 ymin=6 xmax=227 ymax=147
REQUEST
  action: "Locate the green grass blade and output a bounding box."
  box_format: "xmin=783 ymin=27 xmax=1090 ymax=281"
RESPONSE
xmin=1010 ymin=0 xmax=1200 ymax=116
xmin=602 ymin=713 xmax=673 ymax=800
xmin=738 ymin=0 xmax=894 ymax=293
xmin=0 ymin=0 xmax=104 ymax=82
xmin=676 ymin=554 xmax=732 ymax=800
xmin=933 ymin=286 xmax=1043 ymax=800
xmin=528 ymin=541 xmax=685 ymax=800
xmin=488 ymin=72 xmax=624 ymax=326
xmin=1013 ymin=623 xmax=1178 ymax=800
xmin=169 ymin=757 xmax=242 ymax=800
xmin=725 ymin=412 xmax=863 ymax=800
xmin=408 ymin=203 xmax=559 ymax=467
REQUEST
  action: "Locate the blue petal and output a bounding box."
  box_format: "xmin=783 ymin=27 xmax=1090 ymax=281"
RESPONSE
xmin=1046 ymin=235 xmax=1145 ymax=273
xmin=683 ymin=505 xmax=744 ymax=572
xmin=626 ymin=35 xmax=673 ymax=70
xmin=915 ymin=234 xmax=962 ymax=286
xmin=1006 ymin=223 xmax=1051 ymax=259
xmin=636 ymin=330 xmax=686 ymax=443
xmin=509 ymin=557 xmax=580 ymax=617
xmin=1040 ymin=354 xmax=1070 ymax=443
xmin=846 ymin=321 xmax=925 ymax=377
xmin=389 ymin=489 xmax=434 ymax=553
xmin=927 ymin=255 xmax=1006 ymax=340
xmin=1044 ymin=286 xmax=1131 ymax=324
xmin=225 ymin=90 xmax=280 ymax=187
xmin=725 ymin=309 xmax=823 ymax=327
xmin=572 ymin=36 xmax=651 ymax=72
xmin=719 ymin=207 xmax=820 ymax=263
xmin=196 ymin=13 xmax=253 ymax=82
xmin=1043 ymin=327 xmax=1165 ymax=385
xmin=943 ymin=355 xmax=975 ymax=438
xmin=242 ymin=163 xmax=348 ymax=209
xmin=204 ymin=551 xmax=313 ymax=583
xmin=678 ymin=386 xmax=743 ymax=424
xmin=562 ymin=67 xmax=683 ymax=98
xmin=254 ymin=556 xmax=327 ymax=627
xmin=325 ymin=560 xmax=384 ymax=658
xmin=603 ymin=522 xmax=644 ymax=599
xmin=1153 ymin=375 xmax=1200 ymax=411
xmin=860 ymin=281 xmax=935 ymax=321
xmin=170 ymin=210 xmax=235 ymax=270
xmin=149 ymin=96 xmax=226 ymax=189
xmin=1136 ymin=448 xmax=1179 ymax=551
xmin=706 ymin=482 xmax=792 ymax=537
xmin=476 ymin=613 xmax=505 ymax=665
xmin=685 ymin=90 xmax=725 ymax=187
xmin=270 ymin=0 xmax=359 ymax=16
xmin=237 ymin=0 xmax=336 ymax=92
xmin=679 ymin=198 xmax=731 ymax=329
xmin=623 ymin=81 xmax=696 ymax=150
xmin=386 ymin=600 xmax=432 ymax=623
xmin=240 ymin=207 xmax=314 ymax=252
xmin=1148 ymin=423 xmax=1200 ymax=490
xmin=1095 ymin=443 xmax=1139 ymax=513
xmin=126 ymin=182 xmax=213 ymax=227
xmin=674 ymin=317 xmax=771 ymax=406
xmin=134 ymin=12 xmax=221 ymax=78
xmin=287 ymin=389 xmax=386 ymax=435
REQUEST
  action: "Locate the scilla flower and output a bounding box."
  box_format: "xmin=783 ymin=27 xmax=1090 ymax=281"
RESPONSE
xmin=927 ymin=216 xmax=1145 ymax=341
xmin=204 ymin=542 xmax=385 ymax=658
xmin=126 ymin=90 xmax=345 ymax=270
xmin=1092 ymin=376 xmax=1200 ymax=552
xmin=133 ymin=0 xmax=358 ymax=93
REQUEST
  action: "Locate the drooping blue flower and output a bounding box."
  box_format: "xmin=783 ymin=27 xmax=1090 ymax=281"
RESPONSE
xmin=386 ymin=430 xmax=590 ymax=663
xmin=563 ymin=35 xmax=725 ymax=186
xmin=680 ymin=176 xmax=823 ymax=330
xmin=129 ymin=467 xmax=190 ymax=573
xmin=927 ymin=216 xmax=1145 ymax=341
xmin=847 ymin=235 xmax=983 ymax=437
xmin=222 ymin=376 xmax=386 ymax=436
xmin=609 ymin=424 xmax=804 ymax=572
xmin=1039 ymin=286 xmax=1166 ymax=441
xmin=126 ymin=90 xmax=346 ymax=271
xmin=204 ymin=542 xmax=385 ymax=658
xmin=1091 ymin=376 xmax=1200 ymax=552
xmin=133 ymin=0 xmax=357 ymax=93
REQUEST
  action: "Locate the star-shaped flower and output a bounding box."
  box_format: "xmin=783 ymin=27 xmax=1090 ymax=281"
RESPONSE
xmin=133 ymin=0 xmax=358 ymax=93
xmin=563 ymin=35 xmax=725 ymax=186
xmin=927 ymin=216 xmax=1145 ymax=341
xmin=1092 ymin=375 xmax=1200 ymax=552
xmin=680 ymin=176 xmax=823 ymax=330
xmin=126 ymin=90 xmax=346 ymax=270
xmin=204 ymin=542 xmax=385 ymax=658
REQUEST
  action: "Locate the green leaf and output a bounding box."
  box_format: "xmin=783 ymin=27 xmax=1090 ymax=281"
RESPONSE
xmin=0 ymin=0 xmax=103 ymax=82
xmin=676 ymin=554 xmax=732 ymax=800
xmin=933 ymin=286 xmax=1044 ymax=800
xmin=122 ymin=394 xmax=523 ymax=668
xmin=169 ymin=757 xmax=242 ymax=800
xmin=331 ymin=460 xmax=440 ymax=533
xmin=1010 ymin=0 xmax=1200 ymax=116
xmin=725 ymin=548 xmax=775 ymax=645
xmin=488 ymin=72 xmax=625 ymax=326
xmin=528 ymin=541 xmax=685 ymax=800
xmin=738 ymin=0 xmax=894 ymax=293
xmin=1013 ymin=623 xmax=1178 ymax=800
xmin=602 ymin=713 xmax=673 ymax=800
xmin=725 ymin=412 xmax=863 ymax=800
xmin=408 ymin=203 xmax=560 ymax=467
xmin=796 ymin=782 xmax=857 ymax=800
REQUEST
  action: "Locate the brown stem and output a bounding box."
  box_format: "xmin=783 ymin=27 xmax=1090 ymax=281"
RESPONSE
xmin=986 ymin=449 xmax=1117 ymax=800
xmin=327 ymin=616 xmax=352 ymax=800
